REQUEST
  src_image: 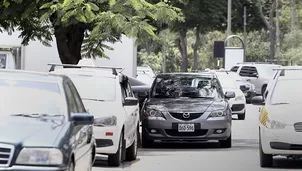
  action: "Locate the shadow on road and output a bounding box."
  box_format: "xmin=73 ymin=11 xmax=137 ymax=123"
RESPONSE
xmin=93 ymin=155 xmax=141 ymax=168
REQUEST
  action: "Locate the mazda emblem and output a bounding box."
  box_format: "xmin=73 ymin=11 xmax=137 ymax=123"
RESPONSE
xmin=183 ymin=113 xmax=190 ymax=119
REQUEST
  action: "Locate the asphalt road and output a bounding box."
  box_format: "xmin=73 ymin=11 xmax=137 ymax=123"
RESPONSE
xmin=93 ymin=105 xmax=302 ymax=171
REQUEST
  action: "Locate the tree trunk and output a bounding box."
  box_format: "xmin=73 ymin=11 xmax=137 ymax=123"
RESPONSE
xmin=178 ymin=29 xmax=188 ymax=72
xmin=269 ymin=27 xmax=276 ymax=61
xmin=193 ymin=26 xmax=201 ymax=71
xmin=54 ymin=23 xmax=86 ymax=65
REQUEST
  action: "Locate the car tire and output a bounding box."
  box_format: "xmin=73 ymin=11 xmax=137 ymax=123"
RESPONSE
xmin=238 ymin=112 xmax=245 ymax=120
xmin=219 ymin=134 xmax=232 ymax=148
xmin=68 ymin=159 xmax=75 ymax=171
xmin=259 ymin=133 xmax=273 ymax=167
xmin=108 ymin=131 xmax=124 ymax=167
xmin=125 ymin=127 xmax=139 ymax=161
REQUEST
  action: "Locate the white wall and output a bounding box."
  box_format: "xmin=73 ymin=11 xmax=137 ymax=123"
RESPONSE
xmin=0 ymin=31 xmax=137 ymax=77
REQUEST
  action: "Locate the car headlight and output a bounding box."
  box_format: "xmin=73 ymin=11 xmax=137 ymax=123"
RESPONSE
xmin=16 ymin=148 xmax=63 ymax=165
xmin=260 ymin=108 xmax=286 ymax=129
xmin=209 ymin=110 xmax=226 ymax=117
xmin=145 ymin=109 xmax=166 ymax=120
xmin=94 ymin=116 xmax=117 ymax=127
xmin=235 ymin=95 xmax=244 ymax=101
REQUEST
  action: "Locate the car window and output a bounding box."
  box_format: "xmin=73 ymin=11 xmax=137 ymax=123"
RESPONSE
xmin=0 ymin=79 xmax=65 ymax=116
xmin=239 ymin=66 xmax=258 ymax=77
xmin=216 ymin=74 xmax=238 ymax=89
xmin=67 ymin=81 xmax=86 ymax=113
xmin=230 ymin=66 xmax=239 ymax=72
xmin=151 ymin=75 xmax=224 ymax=99
xmin=270 ymin=79 xmax=302 ymax=104
xmin=67 ymin=75 xmax=116 ymax=101
xmin=64 ymin=82 xmax=79 ymax=113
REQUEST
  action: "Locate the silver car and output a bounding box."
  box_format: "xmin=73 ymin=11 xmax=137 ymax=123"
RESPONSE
xmin=141 ymin=73 xmax=235 ymax=148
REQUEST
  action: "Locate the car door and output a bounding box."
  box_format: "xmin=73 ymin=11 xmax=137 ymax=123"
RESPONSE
xmin=64 ymin=81 xmax=90 ymax=171
xmin=121 ymin=79 xmax=139 ymax=147
xmin=239 ymin=66 xmax=260 ymax=93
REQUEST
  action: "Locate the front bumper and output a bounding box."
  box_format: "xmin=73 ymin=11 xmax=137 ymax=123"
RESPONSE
xmin=0 ymin=166 xmax=67 ymax=171
xmin=142 ymin=116 xmax=231 ymax=141
xmin=231 ymin=103 xmax=245 ymax=115
xmin=93 ymin=126 xmax=121 ymax=154
xmin=261 ymin=126 xmax=302 ymax=155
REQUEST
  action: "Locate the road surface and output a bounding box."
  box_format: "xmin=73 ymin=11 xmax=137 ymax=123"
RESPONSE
xmin=93 ymin=105 xmax=302 ymax=171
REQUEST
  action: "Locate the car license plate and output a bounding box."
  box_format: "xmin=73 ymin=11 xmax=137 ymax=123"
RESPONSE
xmin=178 ymin=124 xmax=194 ymax=132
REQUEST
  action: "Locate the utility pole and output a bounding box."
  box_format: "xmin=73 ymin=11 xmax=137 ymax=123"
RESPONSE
xmin=243 ymin=5 xmax=247 ymax=62
xmin=227 ymin=0 xmax=232 ymax=45
xmin=162 ymin=33 xmax=166 ymax=73
xmin=276 ymin=0 xmax=281 ymax=65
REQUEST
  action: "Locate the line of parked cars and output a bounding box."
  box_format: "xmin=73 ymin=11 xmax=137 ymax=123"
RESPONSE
xmin=0 ymin=60 xmax=282 ymax=170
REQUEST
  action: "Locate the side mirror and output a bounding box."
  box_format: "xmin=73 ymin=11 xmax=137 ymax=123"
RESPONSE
xmin=252 ymin=73 xmax=259 ymax=78
xmin=124 ymin=97 xmax=138 ymax=106
xmin=138 ymin=92 xmax=148 ymax=99
xmin=71 ymin=113 xmax=94 ymax=125
xmin=225 ymin=91 xmax=235 ymax=99
xmin=251 ymin=96 xmax=265 ymax=105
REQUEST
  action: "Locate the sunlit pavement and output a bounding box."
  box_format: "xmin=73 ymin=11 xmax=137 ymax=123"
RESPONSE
xmin=92 ymin=105 xmax=302 ymax=171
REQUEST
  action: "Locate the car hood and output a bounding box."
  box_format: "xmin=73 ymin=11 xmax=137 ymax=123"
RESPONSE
xmin=267 ymin=105 xmax=302 ymax=125
xmin=83 ymin=100 xmax=116 ymax=118
xmin=145 ymin=98 xmax=226 ymax=113
xmin=0 ymin=116 xmax=65 ymax=146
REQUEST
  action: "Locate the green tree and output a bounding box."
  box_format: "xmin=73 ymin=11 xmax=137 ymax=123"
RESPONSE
xmin=0 ymin=0 xmax=182 ymax=64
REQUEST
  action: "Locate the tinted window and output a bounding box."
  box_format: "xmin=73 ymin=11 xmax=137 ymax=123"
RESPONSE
xmin=67 ymin=75 xmax=116 ymax=101
xmin=270 ymin=79 xmax=302 ymax=104
xmin=239 ymin=66 xmax=258 ymax=77
xmin=151 ymin=75 xmax=224 ymax=99
xmin=68 ymin=82 xmax=86 ymax=113
xmin=0 ymin=79 xmax=64 ymax=115
xmin=64 ymin=83 xmax=78 ymax=113
xmin=230 ymin=66 xmax=239 ymax=72
xmin=128 ymin=77 xmax=146 ymax=86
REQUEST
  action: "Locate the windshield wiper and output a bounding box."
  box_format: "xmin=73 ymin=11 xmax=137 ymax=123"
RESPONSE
xmin=10 ymin=113 xmax=65 ymax=119
xmin=82 ymin=98 xmax=104 ymax=102
xmin=271 ymin=102 xmax=290 ymax=105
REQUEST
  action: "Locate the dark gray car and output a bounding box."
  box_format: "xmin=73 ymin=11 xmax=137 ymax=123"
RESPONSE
xmin=140 ymin=73 xmax=235 ymax=148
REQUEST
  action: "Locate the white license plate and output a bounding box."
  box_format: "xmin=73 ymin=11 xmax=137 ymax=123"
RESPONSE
xmin=178 ymin=124 xmax=195 ymax=132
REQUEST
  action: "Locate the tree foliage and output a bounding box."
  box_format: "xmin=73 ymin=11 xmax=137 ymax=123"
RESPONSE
xmin=0 ymin=0 xmax=183 ymax=64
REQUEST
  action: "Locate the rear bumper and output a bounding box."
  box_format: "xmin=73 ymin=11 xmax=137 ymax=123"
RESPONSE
xmin=0 ymin=166 xmax=67 ymax=171
xmin=142 ymin=117 xmax=231 ymax=141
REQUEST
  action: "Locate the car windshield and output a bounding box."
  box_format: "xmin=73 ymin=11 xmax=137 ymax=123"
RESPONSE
xmin=270 ymin=79 xmax=302 ymax=104
xmin=151 ymin=75 xmax=223 ymax=99
xmin=216 ymin=74 xmax=237 ymax=89
xmin=0 ymin=79 xmax=64 ymax=116
xmin=68 ymin=75 xmax=116 ymax=101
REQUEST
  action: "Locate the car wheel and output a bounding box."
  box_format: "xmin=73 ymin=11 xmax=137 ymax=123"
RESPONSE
xmin=108 ymin=131 xmax=124 ymax=167
xmin=125 ymin=126 xmax=139 ymax=161
xmin=68 ymin=160 xmax=75 ymax=171
xmin=238 ymin=112 xmax=245 ymax=120
xmin=259 ymin=132 xmax=273 ymax=167
xmin=219 ymin=134 xmax=232 ymax=148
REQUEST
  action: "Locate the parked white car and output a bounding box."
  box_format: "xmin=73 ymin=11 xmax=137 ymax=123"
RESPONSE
xmin=212 ymin=71 xmax=246 ymax=120
xmin=49 ymin=59 xmax=140 ymax=167
xmin=252 ymin=67 xmax=302 ymax=168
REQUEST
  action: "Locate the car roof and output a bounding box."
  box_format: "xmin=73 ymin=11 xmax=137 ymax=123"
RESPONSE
xmin=156 ymin=72 xmax=216 ymax=78
xmin=51 ymin=68 xmax=118 ymax=78
xmin=236 ymin=63 xmax=281 ymax=67
xmin=0 ymin=69 xmax=64 ymax=83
